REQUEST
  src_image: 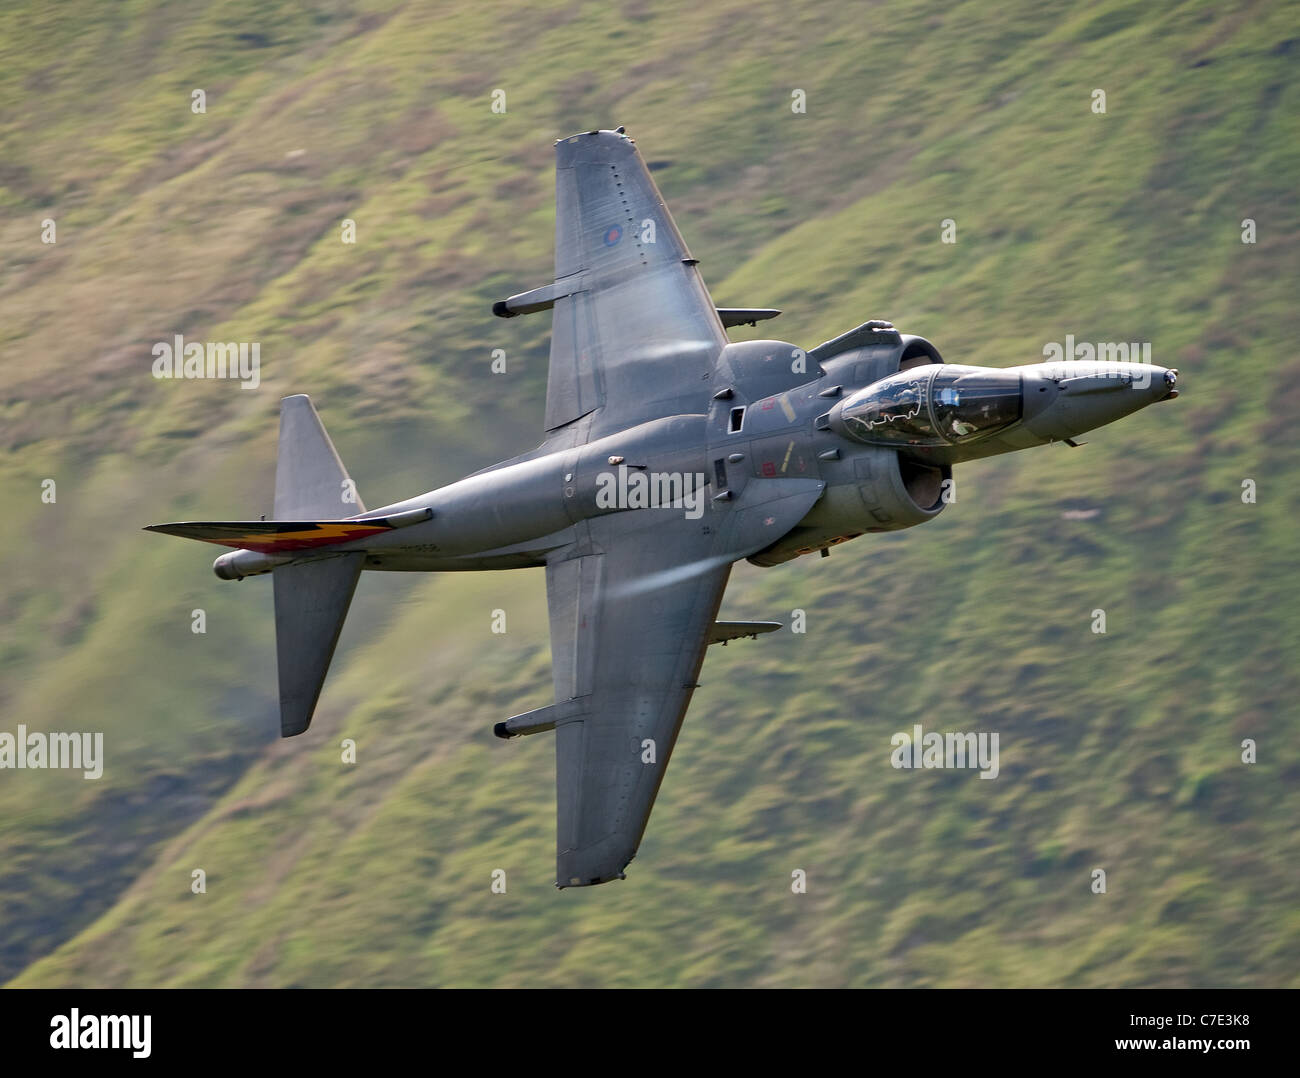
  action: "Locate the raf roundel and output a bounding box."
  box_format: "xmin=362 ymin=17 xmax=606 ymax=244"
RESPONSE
xmin=603 ymin=224 xmax=622 ymax=247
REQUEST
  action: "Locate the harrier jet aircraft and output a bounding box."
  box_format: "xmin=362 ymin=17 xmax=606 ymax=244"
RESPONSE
xmin=148 ymin=128 xmax=1179 ymax=887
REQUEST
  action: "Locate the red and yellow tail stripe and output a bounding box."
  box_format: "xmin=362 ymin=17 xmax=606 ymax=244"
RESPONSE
xmin=144 ymin=519 xmax=395 ymax=554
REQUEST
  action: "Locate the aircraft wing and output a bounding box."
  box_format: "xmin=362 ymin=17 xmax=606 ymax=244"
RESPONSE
xmin=525 ymin=129 xmax=729 ymax=438
xmin=545 ymin=514 xmax=729 ymax=887
xmin=526 ymin=476 xmax=826 ymax=887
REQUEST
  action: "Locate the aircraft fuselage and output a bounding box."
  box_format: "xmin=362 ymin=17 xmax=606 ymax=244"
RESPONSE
xmin=213 ymin=331 xmax=1177 ymax=580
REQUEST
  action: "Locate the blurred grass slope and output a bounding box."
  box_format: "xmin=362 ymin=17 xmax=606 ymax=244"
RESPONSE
xmin=0 ymin=0 xmax=1297 ymax=986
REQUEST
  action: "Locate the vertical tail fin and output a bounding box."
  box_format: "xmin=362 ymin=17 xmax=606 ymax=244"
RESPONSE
xmin=273 ymin=396 xmax=363 ymax=736
xmin=275 ymin=394 xmax=365 ymax=518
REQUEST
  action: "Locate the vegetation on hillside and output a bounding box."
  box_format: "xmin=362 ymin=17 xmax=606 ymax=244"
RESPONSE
xmin=0 ymin=0 xmax=1296 ymax=986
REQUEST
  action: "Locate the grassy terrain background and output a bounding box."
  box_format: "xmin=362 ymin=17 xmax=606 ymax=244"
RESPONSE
xmin=0 ymin=0 xmax=1296 ymax=986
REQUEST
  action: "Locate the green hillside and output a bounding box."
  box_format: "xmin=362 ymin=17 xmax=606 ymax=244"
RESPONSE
xmin=1 ymin=0 xmax=1297 ymax=987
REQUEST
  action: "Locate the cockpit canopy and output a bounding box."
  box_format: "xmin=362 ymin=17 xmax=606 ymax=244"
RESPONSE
xmin=834 ymin=365 xmax=1023 ymax=447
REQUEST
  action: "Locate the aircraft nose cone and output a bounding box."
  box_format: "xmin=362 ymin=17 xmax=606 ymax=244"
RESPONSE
xmin=1133 ymin=364 xmax=1180 ymax=404
xmin=1159 ymin=366 xmax=1180 ymax=399
xmin=1020 ymin=361 xmax=1179 ymax=441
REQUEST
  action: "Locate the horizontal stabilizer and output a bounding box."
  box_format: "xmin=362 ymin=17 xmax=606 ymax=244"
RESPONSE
xmin=144 ymin=508 xmax=431 ymax=554
xmin=276 ymin=553 xmax=363 ymax=736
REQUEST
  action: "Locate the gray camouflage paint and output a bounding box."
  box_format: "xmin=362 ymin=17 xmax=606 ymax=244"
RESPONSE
xmin=148 ymin=129 xmax=1178 ymax=887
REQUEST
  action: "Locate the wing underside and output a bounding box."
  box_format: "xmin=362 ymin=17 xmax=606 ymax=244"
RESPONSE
xmin=543 ymin=129 xmax=727 ymax=436
xmin=541 ymin=477 xmax=826 ymax=887
xmin=546 ymin=510 xmax=732 ymax=887
xmin=507 ymin=130 xmax=828 ymax=886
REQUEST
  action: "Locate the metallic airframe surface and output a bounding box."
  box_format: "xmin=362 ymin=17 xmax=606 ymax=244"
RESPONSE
xmin=148 ymin=129 xmax=1179 ymax=887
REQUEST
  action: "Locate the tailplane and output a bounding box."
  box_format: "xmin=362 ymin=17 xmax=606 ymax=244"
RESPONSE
xmin=145 ymin=395 xmax=372 ymax=737
xmin=270 ymin=396 xmax=364 ymax=736
xmin=274 ymin=552 xmax=363 ymax=736
xmin=144 ymin=516 xmax=416 ymax=554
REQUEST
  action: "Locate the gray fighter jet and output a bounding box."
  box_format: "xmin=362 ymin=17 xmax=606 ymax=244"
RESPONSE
xmin=148 ymin=128 xmax=1179 ymax=887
